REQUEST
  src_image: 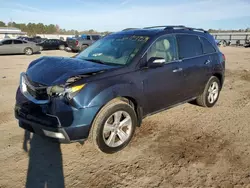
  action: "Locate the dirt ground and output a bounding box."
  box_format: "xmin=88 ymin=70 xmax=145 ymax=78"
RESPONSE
xmin=0 ymin=47 xmax=250 ymax=188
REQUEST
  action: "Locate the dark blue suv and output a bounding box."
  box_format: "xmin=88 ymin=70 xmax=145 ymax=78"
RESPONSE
xmin=15 ymin=26 xmax=225 ymax=153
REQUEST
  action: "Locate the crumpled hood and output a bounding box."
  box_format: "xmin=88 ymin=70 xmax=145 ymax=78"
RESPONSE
xmin=26 ymin=56 xmax=116 ymax=86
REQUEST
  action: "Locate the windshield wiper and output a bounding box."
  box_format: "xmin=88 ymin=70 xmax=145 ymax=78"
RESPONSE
xmin=83 ymin=59 xmax=106 ymax=64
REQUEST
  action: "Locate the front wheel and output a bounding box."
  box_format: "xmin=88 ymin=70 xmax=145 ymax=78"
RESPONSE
xmin=59 ymin=45 xmax=65 ymax=50
xmin=89 ymin=99 xmax=137 ymax=154
xmin=196 ymin=76 xmax=221 ymax=107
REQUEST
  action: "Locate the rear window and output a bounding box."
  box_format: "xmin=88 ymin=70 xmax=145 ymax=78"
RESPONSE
xmin=92 ymin=35 xmax=100 ymax=40
xmin=200 ymin=37 xmax=216 ymax=54
xmin=13 ymin=40 xmax=23 ymax=44
xmin=176 ymin=35 xmax=203 ymax=59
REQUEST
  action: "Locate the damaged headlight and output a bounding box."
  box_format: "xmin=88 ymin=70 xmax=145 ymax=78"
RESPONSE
xmin=47 ymin=84 xmax=85 ymax=99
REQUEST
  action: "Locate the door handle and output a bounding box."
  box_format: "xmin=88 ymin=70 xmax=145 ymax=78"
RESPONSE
xmin=205 ymin=60 xmax=211 ymax=65
xmin=172 ymin=68 xmax=183 ymax=73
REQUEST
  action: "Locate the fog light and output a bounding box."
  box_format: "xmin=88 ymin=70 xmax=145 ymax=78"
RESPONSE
xmin=43 ymin=130 xmax=65 ymax=139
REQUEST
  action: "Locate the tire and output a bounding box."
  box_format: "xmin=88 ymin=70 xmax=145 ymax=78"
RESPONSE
xmin=196 ymin=76 xmax=221 ymax=107
xmin=59 ymin=45 xmax=65 ymax=50
xmin=71 ymin=49 xmax=78 ymax=53
xmin=81 ymin=45 xmax=88 ymax=51
xmin=89 ymin=98 xmax=137 ymax=154
xmin=24 ymin=48 xmax=33 ymax=55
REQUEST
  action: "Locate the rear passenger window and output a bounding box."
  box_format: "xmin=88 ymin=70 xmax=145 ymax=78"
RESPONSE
xmin=176 ymin=35 xmax=202 ymax=59
xmin=87 ymin=36 xmax=91 ymax=40
xmin=200 ymin=37 xmax=216 ymax=54
xmin=13 ymin=40 xmax=23 ymax=44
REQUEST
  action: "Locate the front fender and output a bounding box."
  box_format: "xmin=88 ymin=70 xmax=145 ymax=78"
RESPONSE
xmin=89 ymin=83 xmax=142 ymax=108
xmin=73 ymin=81 xmax=143 ymax=109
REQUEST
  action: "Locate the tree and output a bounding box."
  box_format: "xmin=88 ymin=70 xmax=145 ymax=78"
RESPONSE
xmin=0 ymin=21 xmax=6 ymax=27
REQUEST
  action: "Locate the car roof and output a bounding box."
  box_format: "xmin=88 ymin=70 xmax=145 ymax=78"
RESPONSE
xmin=115 ymin=29 xmax=162 ymax=36
xmin=114 ymin=26 xmax=211 ymax=38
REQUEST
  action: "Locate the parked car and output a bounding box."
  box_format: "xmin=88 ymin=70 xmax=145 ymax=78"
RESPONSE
xmin=15 ymin=25 xmax=225 ymax=153
xmin=67 ymin=34 xmax=101 ymax=52
xmin=17 ymin=36 xmax=46 ymax=43
xmin=0 ymin=39 xmax=41 ymax=55
xmin=244 ymin=38 xmax=250 ymax=48
xmin=37 ymin=39 xmax=67 ymax=50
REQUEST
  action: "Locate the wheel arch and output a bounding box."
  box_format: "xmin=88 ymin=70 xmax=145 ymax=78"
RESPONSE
xmin=213 ymin=72 xmax=223 ymax=86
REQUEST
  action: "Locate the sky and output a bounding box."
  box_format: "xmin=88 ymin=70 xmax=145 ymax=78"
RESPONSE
xmin=0 ymin=0 xmax=250 ymax=31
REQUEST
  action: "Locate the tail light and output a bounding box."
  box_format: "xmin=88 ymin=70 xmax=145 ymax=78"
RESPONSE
xmin=75 ymin=40 xmax=79 ymax=46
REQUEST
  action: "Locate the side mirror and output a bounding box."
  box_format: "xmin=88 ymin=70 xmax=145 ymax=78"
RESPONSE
xmin=148 ymin=57 xmax=165 ymax=68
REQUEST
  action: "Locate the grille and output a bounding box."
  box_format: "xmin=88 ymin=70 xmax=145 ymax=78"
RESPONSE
xmin=16 ymin=103 xmax=60 ymax=127
xmin=25 ymin=77 xmax=49 ymax=100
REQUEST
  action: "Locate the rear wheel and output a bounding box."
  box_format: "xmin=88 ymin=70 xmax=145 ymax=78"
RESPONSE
xmin=196 ymin=76 xmax=221 ymax=107
xmin=24 ymin=48 xmax=33 ymax=55
xmin=89 ymin=98 xmax=137 ymax=154
xmin=59 ymin=45 xmax=65 ymax=50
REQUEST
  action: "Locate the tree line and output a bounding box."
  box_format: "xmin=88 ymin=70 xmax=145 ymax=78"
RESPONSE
xmin=0 ymin=21 xmax=111 ymax=36
xmin=0 ymin=20 xmax=249 ymax=35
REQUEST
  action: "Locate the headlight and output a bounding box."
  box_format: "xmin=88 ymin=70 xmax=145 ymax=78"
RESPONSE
xmin=47 ymin=84 xmax=85 ymax=99
xmin=65 ymin=84 xmax=85 ymax=99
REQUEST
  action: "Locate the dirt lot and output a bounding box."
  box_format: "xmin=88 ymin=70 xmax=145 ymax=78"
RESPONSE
xmin=0 ymin=47 xmax=250 ymax=188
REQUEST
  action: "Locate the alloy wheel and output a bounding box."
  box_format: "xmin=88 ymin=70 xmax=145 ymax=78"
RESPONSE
xmin=103 ymin=111 xmax=132 ymax=148
xmin=208 ymin=81 xmax=219 ymax=104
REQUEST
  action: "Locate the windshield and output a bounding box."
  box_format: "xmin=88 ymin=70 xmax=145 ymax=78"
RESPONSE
xmin=76 ymin=35 xmax=150 ymax=65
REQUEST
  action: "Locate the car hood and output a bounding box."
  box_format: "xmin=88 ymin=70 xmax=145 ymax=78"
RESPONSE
xmin=26 ymin=56 xmax=117 ymax=86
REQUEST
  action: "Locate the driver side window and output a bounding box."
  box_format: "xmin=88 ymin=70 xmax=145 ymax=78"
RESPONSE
xmin=147 ymin=35 xmax=177 ymax=64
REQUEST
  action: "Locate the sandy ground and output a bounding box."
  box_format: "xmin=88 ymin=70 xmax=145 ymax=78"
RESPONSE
xmin=0 ymin=47 xmax=250 ymax=188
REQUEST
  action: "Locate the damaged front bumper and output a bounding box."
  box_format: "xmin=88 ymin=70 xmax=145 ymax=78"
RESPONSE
xmin=15 ymin=88 xmax=100 ymax=143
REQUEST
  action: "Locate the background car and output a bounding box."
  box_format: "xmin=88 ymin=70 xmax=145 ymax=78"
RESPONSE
xmin=37 ymin=39 xmax=68 ymax=50
xmin=0 ymin=39 xmax=41 ymax=55
xmin=66 ymin=34 xmax=101 ymax=52
xmin=17 ymin=36 xmax=47 ymax=43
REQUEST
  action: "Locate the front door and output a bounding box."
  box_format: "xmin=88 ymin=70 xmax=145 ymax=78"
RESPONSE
xmin=0 ymin=40 xmax=13 ymax=54
xmin=141 ymin=35 xmax=187 ymax=114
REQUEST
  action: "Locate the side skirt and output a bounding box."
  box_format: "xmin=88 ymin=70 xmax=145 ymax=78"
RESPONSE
xmin=142 ymin=97 xmax=197 ymax=119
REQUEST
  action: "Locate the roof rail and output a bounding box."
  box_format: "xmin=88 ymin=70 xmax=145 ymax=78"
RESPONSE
xmin=143 ymin=25 xmax=207 ymax=33
xmin=122 ymin=28 xmax=140 ymax=31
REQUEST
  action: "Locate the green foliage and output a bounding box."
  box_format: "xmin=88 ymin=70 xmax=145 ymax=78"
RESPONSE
xmin=0 ymin=21 xmax=6 ymax=27
xmin=1 ymin=21 xmax=111 ymax=36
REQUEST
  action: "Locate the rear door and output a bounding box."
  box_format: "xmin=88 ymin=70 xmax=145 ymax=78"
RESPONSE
xmin=13 ymin=40 xmax=25 ymax=53
xmin=45 ymin=40 xmax=54 ymax=50
xmin=0 ymin=40 xmax=13 ymax=54
xmin=141 ymin=35 xmax=187 ymax=114
xmin=86 ymin=35 xmax=93 ymax=45
xmin=53 ymin=40 xmax=60 ymax=49
xmin=176 ymin=34 xmax=209 ymax=99
xmin=199 ymin=36 xmax=218 ymax=77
